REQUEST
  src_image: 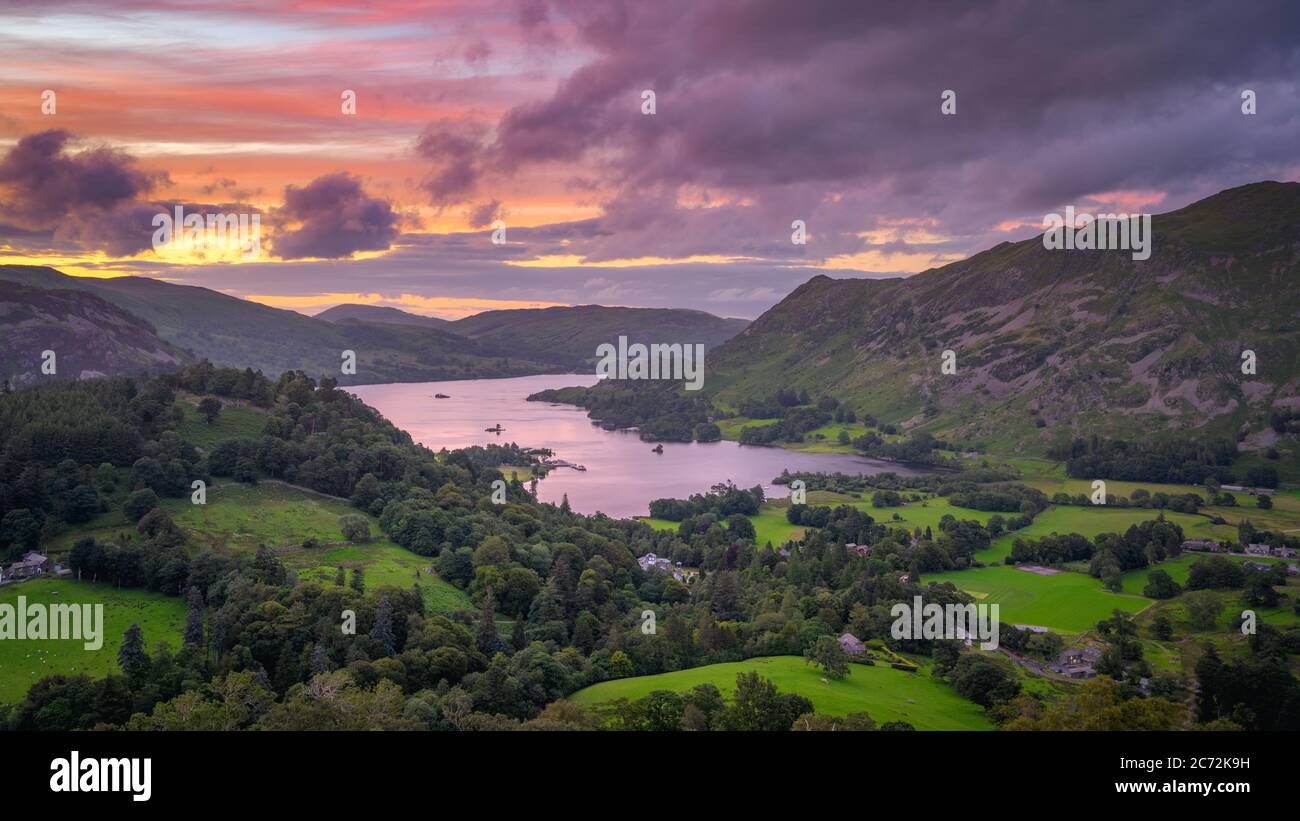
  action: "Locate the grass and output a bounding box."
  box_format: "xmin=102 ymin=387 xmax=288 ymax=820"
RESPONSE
xmin=979 ymin=504 xmax=1233 ymax=563
xmin=175 ymin=398 xmax=266 ymax=449
xmin=924 ymin=564 xmax=1152 ymax=634
xmin=865 ymin=496 xmax=996 ymax=534
xmin=46 ymin=482 xmax=471 ymax=616
xmin=639 ymin=507 xmax=806 ymax=549
xmin=568 ymin=655 xmax=993 ymax=730
xmin=0 ymin=578 xmax=186 ymax=704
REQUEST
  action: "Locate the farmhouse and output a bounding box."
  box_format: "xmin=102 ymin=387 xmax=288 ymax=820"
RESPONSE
xmin=1221 ymin=484 xmax=1275 ymax=496
xmin=637 ymin=552 xmax=687 ymax=583
xmin=838 ymin=633 xmax=867 ymax=657
xmin=1180 ymin=539 xmax=1221 ymax=553
xmin=1245 ymin=543 xmax=1272 ymax=556
xmin=2 ymin=551 xmax=51 ymax=582
xmin=1053 ymin=646 xmax=1102 ymax=679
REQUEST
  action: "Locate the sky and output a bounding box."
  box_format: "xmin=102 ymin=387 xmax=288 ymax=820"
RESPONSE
xmin=1 ymin=0 xmax=1298 ymax=320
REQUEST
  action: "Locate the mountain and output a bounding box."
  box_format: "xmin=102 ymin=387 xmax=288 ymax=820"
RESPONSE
xmin=0 ymin=266 xmax=555 ymax=384
xmin=0 ymin=268 xmax=749 ymax=385
xmin=449 ymin=305 xmax=749 ymax=368
xmin=0 ymin=282 xmax=191 ymax=385
xmin=704 ymin=181 xmax=1300 ymax=452
xmin=316 ymin=303 xmax=451 ymax=328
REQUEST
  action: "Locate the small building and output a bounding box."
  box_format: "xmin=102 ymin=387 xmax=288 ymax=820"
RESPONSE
xmin=1181 ymin=539 xmax=1220 ymax=553
xmin=1222 ymin=485 xmax=1275 ymax=496
xmin=1244 ymin=561 xmax=1272 ymax=572
xmin=637 ymin=552 xmax=687 ymax=582
xmin=1054 ymin=648 xmax=1096 ymax=679
xmin=1287 ymin=563 xmax=1299 ymax=576
xmin=1271 ymin=546 xmax=1297 ymax=559
xmin=846 ymin=543 xmax=870 ymax=556
xmin=1245 ymin=543 xmax=1272 ymax=557
xmin=838 ymin=633 xmax=867 ymax=657
xmin=1013 ymin=624 xmax=1050 ymax=634
xmin=4 ymin=551 xmax=51 ymax=581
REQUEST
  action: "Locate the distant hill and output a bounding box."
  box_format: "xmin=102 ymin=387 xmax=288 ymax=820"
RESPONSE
xmin=703 ymin=181 xmax=1300 ymax=452
xmin=316 ymin=303 xmax=451 ymax=328
xmin=450 ymin=305 xmax=749 ymax=368
xmin=0 ymin=268 xmax=749 ymax=385
xmin=0 ymin=266 xmax=556 ymax=384
xmin=0 ymin=282 xmax=191 ymax=385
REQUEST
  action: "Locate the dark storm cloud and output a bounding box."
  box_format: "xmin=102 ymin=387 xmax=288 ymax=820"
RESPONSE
xmin=271 ymin=172 xmax=402 ymax=259
xmin=440 ymin=0 xmax=1300 ymax=261
xmin=0 ymin=129 xmax=163 ymax=230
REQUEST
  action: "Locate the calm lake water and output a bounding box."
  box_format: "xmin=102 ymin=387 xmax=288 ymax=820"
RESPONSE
xmin=350 ymin=375 xmax=920 ymax=519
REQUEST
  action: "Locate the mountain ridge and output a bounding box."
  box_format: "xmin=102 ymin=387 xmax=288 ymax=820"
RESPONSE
xmin=704 ymin=181 xmax=1300 ymax=452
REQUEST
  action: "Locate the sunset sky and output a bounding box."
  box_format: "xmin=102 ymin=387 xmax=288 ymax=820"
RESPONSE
xmin=2 ymin=0 xmax=1298 ymax=319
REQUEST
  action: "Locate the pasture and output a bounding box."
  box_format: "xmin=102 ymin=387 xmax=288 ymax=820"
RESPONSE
xmin=924 ymin=564 xmax=1152 ymax=633
xmin=568 ymin=655 xmax=993 ymax=730
xmin=0 ymin=579 xmax=186 ymax=704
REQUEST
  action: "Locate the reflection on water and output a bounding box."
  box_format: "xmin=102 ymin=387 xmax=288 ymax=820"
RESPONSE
xmin=350 ymin=375 xmax=920 ymax=519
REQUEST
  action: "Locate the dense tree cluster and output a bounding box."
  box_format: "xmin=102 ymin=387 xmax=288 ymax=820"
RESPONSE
xmin=1048 ymin=435 xmax=1239 ymax=485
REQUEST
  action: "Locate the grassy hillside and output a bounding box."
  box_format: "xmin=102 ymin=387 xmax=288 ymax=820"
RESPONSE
xmin=0 ymin=265 xmax=556 ymax=383
xmin=568 ymin=655 xmax=993 ymax=730
xmin=702 ymin=182 xmax=1300 ymax=456
xmin=450 ymin=304 xmax=748 ymax=368
xmin=47 ymin=482 xmax=471 ymax=616
xmin=316 ymin=303 xmax=451 ymax=328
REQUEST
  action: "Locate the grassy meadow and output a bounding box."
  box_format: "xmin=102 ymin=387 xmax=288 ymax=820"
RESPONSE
xmin=568 ymin=655 xmax=993 ymax=730
xmin=46 ymin=482 xmax=471 ymax=616
xmin=924 ymin=564 xmax=1152 ymax=633
xmin=0 ymin=579 xmax=186 ymax=704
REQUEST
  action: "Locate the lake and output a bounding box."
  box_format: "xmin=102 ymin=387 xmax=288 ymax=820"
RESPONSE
xmin=350 ymin=375 xmax=920 ymax=519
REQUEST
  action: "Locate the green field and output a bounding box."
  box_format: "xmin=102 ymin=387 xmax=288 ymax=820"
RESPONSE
xmin=925 ymin=564 xmax=1152 ymax=633
xmin=639 ymin=506 xmax=806 ymax=549
xmin=175 ymin=398 xmax=267 ymax=449
xmin=979 ymin=504 xmax=1233 ymax=563
xmin=0 ymin=578 xmax=186 ymax=704
xmin=867 ymin=496 xmax=996 ymax=533
xmin=47 ymin=483 xmax=471 ymax=616
xmin=568 ymin=655 xmax=993 ymax=730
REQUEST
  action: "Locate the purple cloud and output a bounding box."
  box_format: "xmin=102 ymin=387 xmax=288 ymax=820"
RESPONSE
xmin=0 ymin=129 xmax=162 ymax=230
xmin=271 ymin=172 xmax=402 ymax=259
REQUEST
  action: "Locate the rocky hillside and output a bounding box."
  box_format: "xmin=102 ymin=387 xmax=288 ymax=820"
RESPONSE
xmin=705 ymin=181 xmax=1300 ymax=453
xmin=0 ymin=282 xmax=191 ymax=385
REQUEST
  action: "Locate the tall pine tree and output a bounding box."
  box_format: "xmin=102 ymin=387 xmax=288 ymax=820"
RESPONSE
xmin=476 ymin=588 xmax=499 ymax=655
xmin=183 ymin=586 xmax=205 ymax=646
